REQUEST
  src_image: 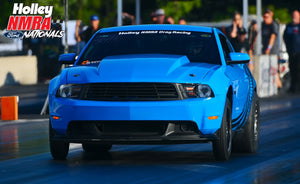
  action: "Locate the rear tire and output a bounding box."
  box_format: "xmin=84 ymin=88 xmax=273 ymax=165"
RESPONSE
xmin=49 ymin=121 xmax=69 ymax=160
xmin=212 ymin=98 xmax=232 ymax=161
xmin=82 ymin=143 xmax=112 ymax=152
xmin=233 ymin=93 xmax=260 ymax=153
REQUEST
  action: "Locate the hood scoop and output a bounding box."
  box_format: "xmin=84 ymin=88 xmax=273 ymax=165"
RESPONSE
xmin=97 ymin=54 xmax=190 ymax=82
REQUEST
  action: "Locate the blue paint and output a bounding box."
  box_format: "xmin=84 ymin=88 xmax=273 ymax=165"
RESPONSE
xmin=49 ymin=24 xmax=256 ymax=141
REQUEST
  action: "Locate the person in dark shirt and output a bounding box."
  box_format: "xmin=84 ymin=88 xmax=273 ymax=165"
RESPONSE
xmin=122 ymin=12 xmax=136 ymax=25
xmin=235 ymin=28 xmax=254 ymax=73
xmin=248 ymin=20 xmax=257 ymax=73
xmin=283 ymin=10 xmax=300 ymax=92
xmin=248 ymin=20 xmax=257 ymax=52
xmin=76 ymin=15 xmax=101 ymax=44
xmin=235 ymin=28 xmax=250 ymax=53
xmin=225 ymin=12 xmax=247 ymax=51
xmin=262 ymin=9 xmax=279 ymax=55
xmin=262 ymin=9 xmax=282 ymax=89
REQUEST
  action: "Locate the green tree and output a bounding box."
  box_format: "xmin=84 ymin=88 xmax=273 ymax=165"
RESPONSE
xmin=156 ymin=0 xmax=202 ymax=23
xmin=1 ymin=0 xmax=299 ymax=29
xmin=0 ymin=0 xmax=117 ymax=29
xmin=249 ymin=5 xmax=290 ymax=24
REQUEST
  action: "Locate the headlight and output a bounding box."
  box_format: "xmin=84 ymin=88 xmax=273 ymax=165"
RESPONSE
xmin=180 ymin=84 xmax=214 ymax=98
xmin=56 ymin=84 xmax=82 ymax=98
xmin=197 ymin=84 xmax=213 ymax=98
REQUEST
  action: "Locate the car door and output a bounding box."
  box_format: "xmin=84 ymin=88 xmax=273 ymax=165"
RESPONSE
xmin=218 ymin=33 xmax=250 ymax=125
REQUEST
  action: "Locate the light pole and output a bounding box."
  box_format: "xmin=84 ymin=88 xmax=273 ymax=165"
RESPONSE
xmin=136 ymin=0 xmax=141 ymax=25
xmin=64 ymin=0 xmax=68 ymax=53
xmin=256 ymin=0 xmax=262 ymax=55
xmin=117 ymin=0 xmax=122 ymax=26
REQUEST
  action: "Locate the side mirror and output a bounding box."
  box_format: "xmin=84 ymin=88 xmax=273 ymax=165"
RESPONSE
xmin=227 ymin=52 xmax=250 ymax=64
xmin=58 ymin=53 xmax=76 ymax=65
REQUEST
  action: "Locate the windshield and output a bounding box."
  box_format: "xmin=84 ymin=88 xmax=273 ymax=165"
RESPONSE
xmin=77 ymin=30 xmax=221 ymax=65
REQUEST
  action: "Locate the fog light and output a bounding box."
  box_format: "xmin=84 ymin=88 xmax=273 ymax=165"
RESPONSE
xmin=180 ymin=123 xmax=195 ymax=132
xmin=180 ymin=124 xmax=189 ymax=132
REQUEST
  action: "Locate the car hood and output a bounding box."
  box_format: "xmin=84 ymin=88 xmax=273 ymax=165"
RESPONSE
xmin=66 ymin=54 xmax=219 ymax=84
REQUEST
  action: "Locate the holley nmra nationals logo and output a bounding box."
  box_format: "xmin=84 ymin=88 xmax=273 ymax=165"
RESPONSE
xmin=5 ymin=3 xmax=64 ymax=39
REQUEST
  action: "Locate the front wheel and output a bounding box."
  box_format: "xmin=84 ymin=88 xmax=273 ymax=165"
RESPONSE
xmin=212 ymin=98 xmax=232 ymax=161
xmin=233 ymin=93 xmax=260 ymax=153
xmin=49 ymin=121 xmax=69 ymax=160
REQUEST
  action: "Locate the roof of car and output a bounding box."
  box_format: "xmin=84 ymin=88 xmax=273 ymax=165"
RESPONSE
xmin=99 ymin=24 xmax=213 ymax=34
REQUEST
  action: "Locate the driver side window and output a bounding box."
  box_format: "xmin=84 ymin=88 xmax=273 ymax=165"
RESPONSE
xmin=219 ymin=34 xmax=233 ymax=62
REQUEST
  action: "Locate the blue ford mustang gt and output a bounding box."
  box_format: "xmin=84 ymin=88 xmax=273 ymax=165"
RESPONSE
xmin=49 ymin=25 xmax=260 ymax=161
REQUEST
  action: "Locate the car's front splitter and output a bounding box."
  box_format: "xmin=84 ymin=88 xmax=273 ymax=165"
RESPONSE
xmin=49 ymin=94 xmax=226 ymax=136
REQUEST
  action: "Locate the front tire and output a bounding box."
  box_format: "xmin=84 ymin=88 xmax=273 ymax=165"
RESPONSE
xmin=233 ymin=93 xmax=260 ymax=153
xmin=49 ymin=121 xmax=69 ymax=160
xmin=213 ymin=98 xmax=232 ymax=161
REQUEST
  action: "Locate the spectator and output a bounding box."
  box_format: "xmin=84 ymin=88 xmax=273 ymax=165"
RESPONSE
xmin=150 ymin=11 xmax=157 ymax=24
xmin=262 ymin=9 xmax=279 ymax=55
xmin=283 ymin=10 xmax=300 ymax=93
xmin=262 ymin=9 xmax=282 ymax=89
xmin=74 ymin=20 xmax=87 ymax=54
xmin=155 ymin=9 xmax=167 ymax=24
xmin=178 ymin=17 xmax=187 ymax=25
xmin=166 ymin=16 xmax=175 ymax=24
xmin=122 ymin=12 xmax=136 ymax=25
xmin=75 ymin=15 xmax=101 ymax=44
xmin=248 ymin=20 xmax=258 ymax=73
xmin=234 ymin=28 xmax=254 ymax=72
xmin=248 ymin=20 xmax=257 ymax=53
xmin=236 ymin=28 xmax=249 ymax=53
xmin=248 ymin=20 xmax=257 ymax=54
xmin=225 ymin=12 xmax=247 ymax=51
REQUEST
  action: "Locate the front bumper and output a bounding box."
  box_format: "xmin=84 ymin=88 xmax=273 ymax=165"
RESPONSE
xmin=49 ymin=94 xmax=226 ymax=138
xmin=51 ymin=120 xmax=218 ymax=144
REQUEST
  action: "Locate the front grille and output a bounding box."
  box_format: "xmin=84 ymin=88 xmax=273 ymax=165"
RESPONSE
xmin=66 ymin=121 xmax=199 ymax=138
xmin=67 ymin=121 xmax=169 ymax=137
xmin=82 ymin=83 xmax=179 ymax=101
xmin=101 ymin=121 xmax=168 ymax=136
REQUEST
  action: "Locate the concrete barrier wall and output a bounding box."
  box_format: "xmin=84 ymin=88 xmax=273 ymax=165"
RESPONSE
xmin=0 ymin=56 xmax=37 ymax=86
xmin=253 ymin=55 xmax=278 ymax=98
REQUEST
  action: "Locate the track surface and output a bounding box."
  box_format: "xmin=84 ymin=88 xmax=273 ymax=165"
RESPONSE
xmin=0 ymin=93 xmax=300 ymax=183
